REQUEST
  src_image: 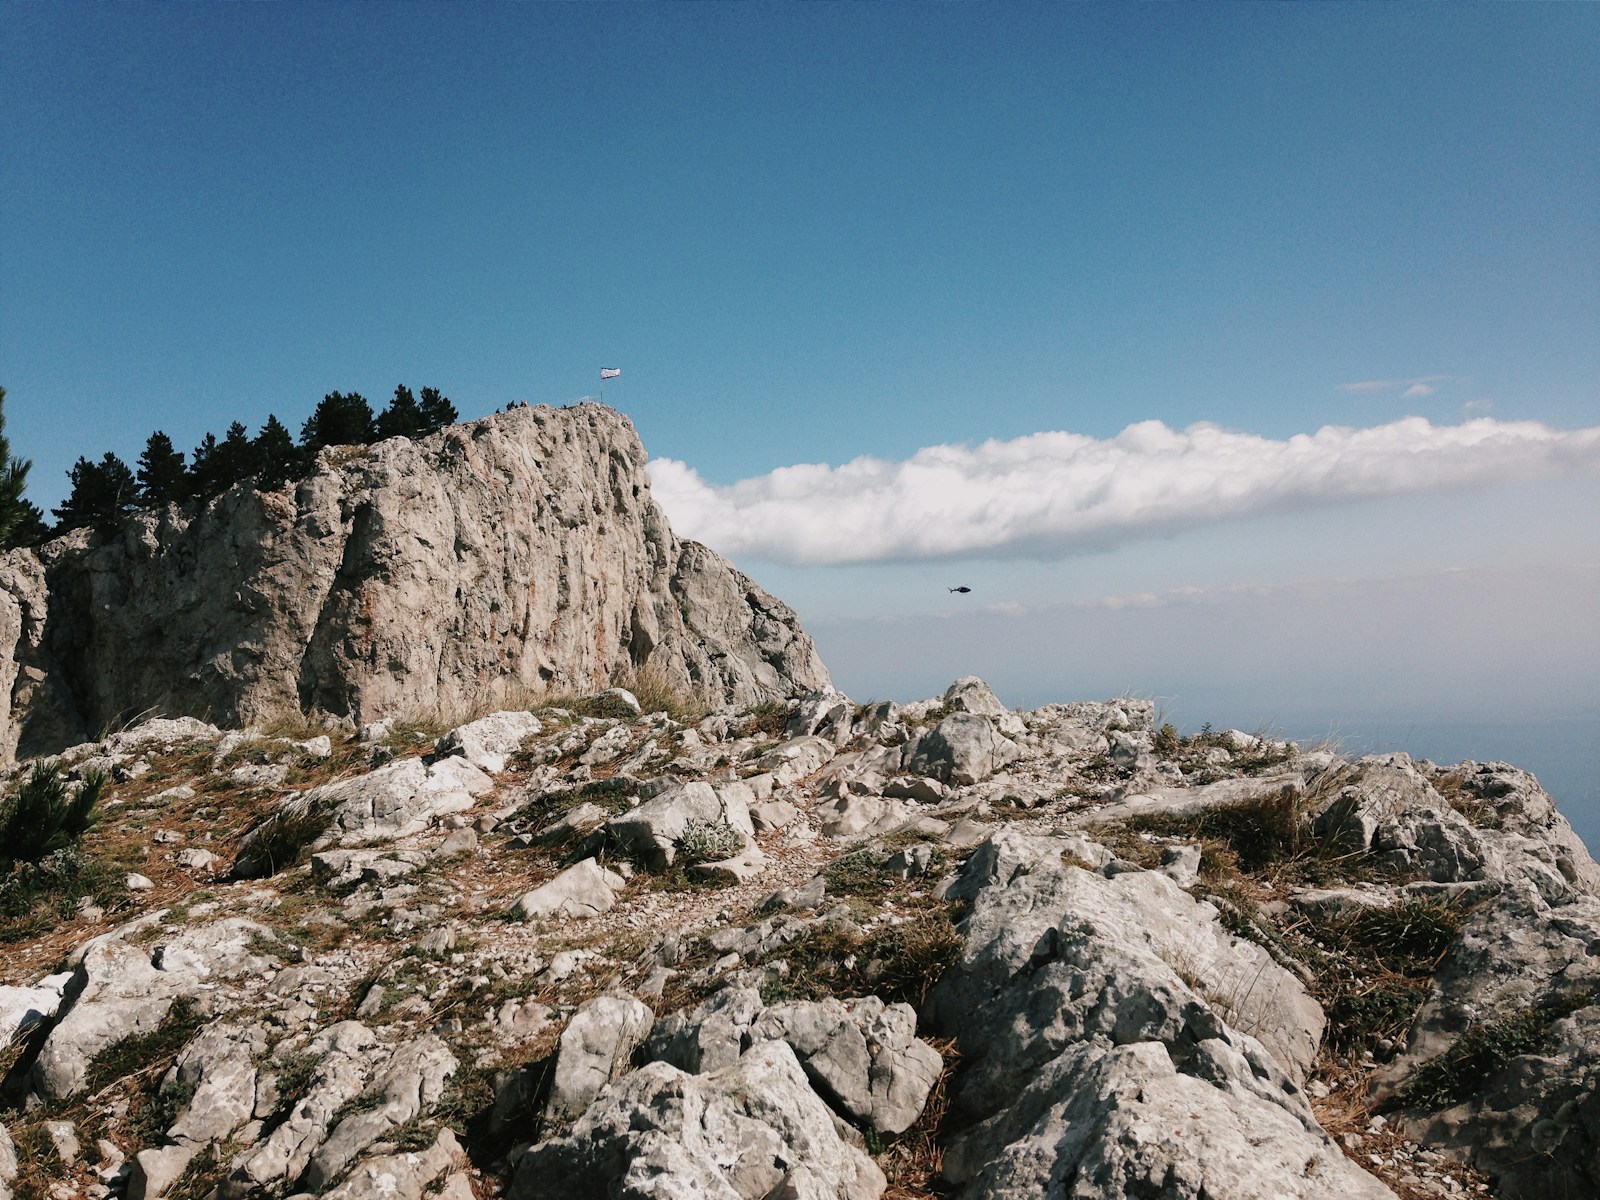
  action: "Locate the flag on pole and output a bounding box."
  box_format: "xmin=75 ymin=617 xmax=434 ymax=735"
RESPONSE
xmin=600 ymin=367 xmax=621 ymax=380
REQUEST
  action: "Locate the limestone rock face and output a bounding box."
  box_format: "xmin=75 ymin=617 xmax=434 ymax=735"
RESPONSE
xmin=0 ymin=404 xmax=830 ymax=761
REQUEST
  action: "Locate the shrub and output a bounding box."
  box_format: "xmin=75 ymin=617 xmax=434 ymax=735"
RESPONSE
xmin=1391 ymin=992 xmax=1591 ymax=1112
xmin=230 ymin=795 xmax=333 ymax=878
xmin=734 ymin=701 xmax=791 ymax=739
xmin=676 ymin=819 xmax=745 ymax=865
xmin=1125 ymin=785 xmax=1305 ymax=872
xmin=757 ymin=906 xmax=964 ymax=1009
xmin=0 ymin=764 xmax=106 ymax=871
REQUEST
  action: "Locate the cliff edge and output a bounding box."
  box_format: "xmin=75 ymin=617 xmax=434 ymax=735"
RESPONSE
xmin=0 ymin=404 xmax=830 ymax=760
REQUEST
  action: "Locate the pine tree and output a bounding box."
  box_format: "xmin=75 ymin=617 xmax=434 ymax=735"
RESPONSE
xmin=136 ymin=431 xmax=187 ymax=505
xmin=376 ymin=385 xmax=427 ymax=440
xmin=253 ymin=415 xmax=301 ymax=491
xmin=213 ymin=421 xmax=258 ymax=488
xmin=300 ymin=392 xmax=376 ymax=452
xmin=0 ymin=386 xmax=42 ymax=549
xmin=188 ymin=433 xmax=221 ymax=497
xmin=53 ymin=453 xmax=136 ymax=534
xmin=418 ymin=387 xmax=457 ymax=433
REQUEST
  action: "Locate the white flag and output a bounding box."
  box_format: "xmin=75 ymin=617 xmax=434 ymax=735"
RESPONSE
xmin=600 ymin=367 xmax=621 ymax=380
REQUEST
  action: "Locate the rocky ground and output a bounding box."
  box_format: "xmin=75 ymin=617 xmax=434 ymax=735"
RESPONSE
xmin=0 ymin=678 xmax=1595 ymax=1200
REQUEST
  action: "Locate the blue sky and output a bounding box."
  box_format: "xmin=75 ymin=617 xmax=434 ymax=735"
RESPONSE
xmin=3 ymin=5 xmax=1598 ymax=837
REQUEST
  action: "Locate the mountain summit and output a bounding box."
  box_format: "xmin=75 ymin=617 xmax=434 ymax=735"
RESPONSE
xmin=0 ymin=404 xmax=829 ymax=761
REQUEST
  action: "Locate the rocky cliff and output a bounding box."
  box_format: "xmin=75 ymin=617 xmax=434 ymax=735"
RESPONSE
xmin=1 ymin=681 xmax=1595 ymax=1200
xmin=0 ymin=405 xmax=830 ymax=761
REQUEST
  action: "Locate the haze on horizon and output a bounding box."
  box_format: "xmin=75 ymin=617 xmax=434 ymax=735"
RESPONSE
xmin=3 ymin=5 xmax=1596 ymax=839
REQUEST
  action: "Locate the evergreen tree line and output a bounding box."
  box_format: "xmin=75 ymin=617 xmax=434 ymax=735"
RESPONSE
xmin=41 ymin=386 xmax=457 ymax=539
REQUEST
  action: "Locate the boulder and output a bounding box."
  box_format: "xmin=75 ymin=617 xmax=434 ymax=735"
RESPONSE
xmin=301 ymin=1035 xmax=458 ymax=1193
xmin=510 ymin=1040 xmax=886 ymax=1200
xmin=929 ymin=832 xmax=1325 ymax=1089
xmin=752 ymin=997 xmax=943 ymax=1135
xmin=785 ymin=693 xmax=856 ymax=746
xmin=433 ymin=711 xmax=542 ymax=773
xmin=604 ymin=781 xmax=754 ymax=869
xmin=645 ymin=986 xmax=768 ymax=1076
xmin=942 ymin=1038 xmax=1395 ymax=1200
xmin=161 ymin=1022 xmax=266 ymax=1146
xmin=32 ymin=918 xmax=277 ymax=1101
xmin=927 ymin=833 xmax=1391 ymax=1200
xmin=512 ymin=859 xmax=625 ymax=920
xmin=1311 ymin=754 xmax=1440 ymax=853
xmin=128 ymin=1145 xmax=195 ymax=1200
xmin=942 ymin=676 xmax=1026 ymax=737
xmin=904 ymin=714 xmax=1020 ymax=785
xmin=548 ymin=994 xmax=656 ymax=1122
xmin=321 ymin=1130 xmax=463 ymax=1200
xmin=1371 ymin=879 xmax=1600 ymax=1198
xmin=310 ymin=848 xmax=428 ymax=889
xmin=224 ymin=1022 xmax=385 ymax=1197
xmin=753 ymin=736 xmax=837 ymax=786
xmin=260 ymin=756 xmax=495 ymax=850
xmin=0 ymin=972 xmax=71 ymax=1043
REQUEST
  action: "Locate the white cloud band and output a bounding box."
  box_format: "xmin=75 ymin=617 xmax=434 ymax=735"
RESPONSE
xmin=648 ymin=417 xmax=1600 ymax=565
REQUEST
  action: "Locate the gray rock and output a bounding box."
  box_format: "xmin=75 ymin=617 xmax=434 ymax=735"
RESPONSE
xmin=33 ymin=918 xmax=277 ymax=1100
xmin=1159 ymin=843 xmax=1202 ymax=888
xmin=321 ymin=1130 xmax=462 ymax=1200
xmin=1434 ymin=760 xmax=1600 ymax=892
xmin=815 ymin=795 xmax=910 ymax=839
xmin=511 ymin=1040 xmax=886 ymax=1200
xmin=0 ymin=404 xmax=829 ymax=764
xmin=0 ymin=1123 xmax=15 ymax=1198
xmin=691 ymin=843 xmax=769 ymax=883
xmin=434 ymin=827 xmax=478 ymax=858
xmin=942 ymin=1038 xmax=1395 ymax=1200
xmin=1311 ymin=754 xmax=1439 ymax=853
xmin=223 ymin=1022 xmax=382 ymax=1197
xmin=904 ymin=714 xmax=1020 ymax=785
xmin=1372 ymin=879 xmax=1600 ymax=1198
xmin=161 ymin=1022 xmax=266 ymax=1146
xmin=785 ymin=693 xmax=856 ymax=746
xmin=1086 ymin=772 xmax=1305 ymax=827
xmin=433 ymin=711 xmax=542 ymax=773
xmin=321 ymin=756 xmax=493 ymax=844
xmin=300 ymin=1035 xmax=457 ymax=1193
xmin=512 ymin=858 xmax=625 ymax=920
xmin=929 ymin=832 xmax=1325 ymax=1091
xmin=927 ymin=833 xmax=1391 ymax=1200
xmin=0 ymin=972 xmax=71 ymax=1043
xmin=534 ymin=800 xmax=613 ymax=844
xmin=310 ymin=848 xmax=428 ymax=889
xmin=605 ymin=780 xmax=753 ymax=869
xmin=752 ymin=997 xmax=943 ymax=1136
xmin=548 ymin=994 xmax=656 ymax=1122
xmin=43 ymin=1119 xmax=80 ymax=1162
xmin=646 ymin=986 xmax=767 ymax=1075
xmin=749 ymin=798 xmax=800 ymax=832
xmin=129 ymin=1145 xmax=194 ymax=1200
xmin=754 ymin=735 xmax=838 ymax=786
xmin=174 ymin=847 xmax=219 ymax=872
xmin=882 ymin=776 xmax=948 ymax=803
